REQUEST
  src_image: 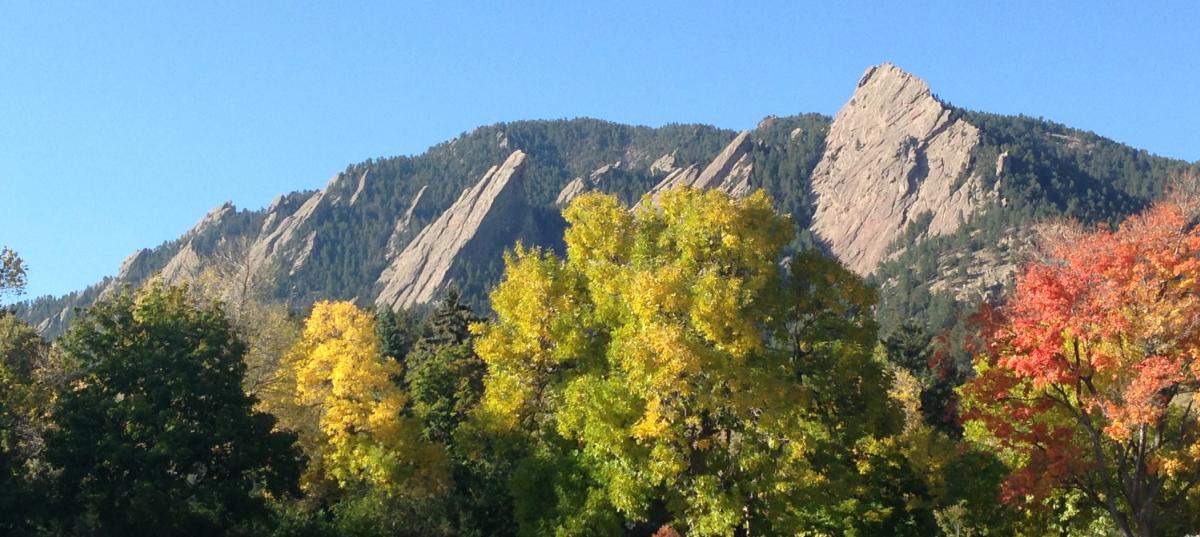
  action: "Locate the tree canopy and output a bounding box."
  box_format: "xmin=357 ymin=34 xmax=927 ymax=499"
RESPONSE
xmin=472 ymin=188 xmax=907 ymax=535
xmin=0 ymin=247 xmax=27 ymax=300
xmin=46 ymin=282 xmax=302 ymax=536
xmin=962 ymin=198 xmax=1200 ymax=537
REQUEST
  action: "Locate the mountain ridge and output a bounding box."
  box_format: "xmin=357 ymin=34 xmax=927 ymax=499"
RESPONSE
xmin=16 ymin=64 xmax=1200 ymax=338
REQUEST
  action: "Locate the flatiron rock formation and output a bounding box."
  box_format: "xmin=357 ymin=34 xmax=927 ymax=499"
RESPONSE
xmin=375 ymin=150 xmax=528 ymax=309
xmin=809 ymin=63 xmax=986 ymax=275
xmin=640 ymin=130 xmax=754 ymax=206
xmin=556 ymin=161 xmax=622 ymax=207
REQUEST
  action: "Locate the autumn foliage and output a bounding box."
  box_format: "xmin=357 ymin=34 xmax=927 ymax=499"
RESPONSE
xmin=280 ymin=301 xmax=447 ymax=498
xmin=962 ymin=198 xmax=1200 ymax=536
xmin=472 ymin=188 xmax=901 ymax=535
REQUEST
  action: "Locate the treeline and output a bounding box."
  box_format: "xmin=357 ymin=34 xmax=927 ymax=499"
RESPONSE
xmin=6 ymin=187 xmax=1200 ymax=536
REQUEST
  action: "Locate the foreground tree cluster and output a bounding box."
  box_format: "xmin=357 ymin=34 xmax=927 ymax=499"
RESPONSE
xmin=2 ymin=188 xmax=1200 ymax=535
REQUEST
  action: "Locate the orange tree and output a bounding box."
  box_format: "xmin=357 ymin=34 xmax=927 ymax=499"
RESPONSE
xmin=962 ymin=200 xmax=1200 ymax=537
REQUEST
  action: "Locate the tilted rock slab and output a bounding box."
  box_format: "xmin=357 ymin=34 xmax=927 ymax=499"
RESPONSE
xmin=111 ymin=201 xmax=235 ymax=289
xmin=555 ymin=161 xmax=621 ymax=208
xmin=638 ymin=131 xmax=754 ymax=207
xmin=810 ymin=63 xmax=985 ymax=275
xmin=375 ymin=150 xmax=528 ymax=309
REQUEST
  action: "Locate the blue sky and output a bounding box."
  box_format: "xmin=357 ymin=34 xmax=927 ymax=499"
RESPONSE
xmin=2 ymin=2 xmax=1198 ymax=300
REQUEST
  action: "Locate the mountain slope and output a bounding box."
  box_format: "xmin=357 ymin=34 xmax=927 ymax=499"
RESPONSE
xmin=17 ymin=64 xmax=1198 ymax=341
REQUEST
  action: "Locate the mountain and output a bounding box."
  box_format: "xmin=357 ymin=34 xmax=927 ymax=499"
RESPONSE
xmin=17 ymin=63 xmax=1199 ymax=339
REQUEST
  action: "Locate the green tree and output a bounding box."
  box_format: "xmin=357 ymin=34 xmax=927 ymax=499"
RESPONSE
xmin=0 ymin=312 xmax=54 ymax=535
xmin=405 ymin=293 xmax=513 ymax=537
xmin=377 ymin=306 xmax=420 ymax=370
xmin=0 ymin=247 xmax=27 ymax=300
xmin=883 ymin=322 xmax=964 ymax=437
xmin=46 ymin=282 xmax=302 ymax=536
xmin=405 ymin=290 xmax=485 ymax=443
xmin=472 ymin=188 xmax=903 ymax=535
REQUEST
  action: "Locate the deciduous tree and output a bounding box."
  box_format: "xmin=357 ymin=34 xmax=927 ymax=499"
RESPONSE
xmin=281 ymin=301 xmax=447 ymax=500
xmin=0 ymin=312 xmax=54 ymax=534
xmin=473 ymin=188 xmax=900 ymax=536
xmin=0 ymin=247 xmax=27 ymax=299
xmin=962 ymin=199 xmax=1200 ymax=537
xmin=46 ymin=282 xmax=301 ymax=536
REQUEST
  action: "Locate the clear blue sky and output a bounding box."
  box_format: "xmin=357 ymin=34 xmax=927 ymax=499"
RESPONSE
xmin=2 ymin=2 xmax=1198 ymax=300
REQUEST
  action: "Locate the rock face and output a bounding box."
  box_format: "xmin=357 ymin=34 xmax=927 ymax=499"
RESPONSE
xmin=133 ymin=201 xmax=236 ymax=286
xmin=249 ymin=189 xmax=326 ymax=276
xmin=115 ymin=249 xmax=149 ymax=281
xmin=640 ymin=131 xmax=754 ymax=205
xmin=375 ymin=150 xmax=528 ymax=309
xmin=693 ymin=130 xmax=754 ymax=197
xmin=555 ymin=161 xmax=621 ymax=207
xmin=386 ymin=184 xmax=429 ymax=255
xmin=809 ymin=63 xmax=985 ymax=275
xmin=650 ymin=152 xmax=677 ymax=175
xmin=159 ymin=243 xmax=203 ymax=284
xmin=349 ymin=170 xmax=369 ymax=205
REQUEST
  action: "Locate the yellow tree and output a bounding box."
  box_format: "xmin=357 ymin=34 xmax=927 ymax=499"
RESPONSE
xmin=473 ymin=188 xmax=901 ymax=536
xmin=281 ymin=301 xmax=446 ymax=499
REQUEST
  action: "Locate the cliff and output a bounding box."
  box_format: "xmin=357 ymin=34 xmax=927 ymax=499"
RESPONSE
xmin=809 ymin=63 xmax=989 ymax=275
xmin=375 ymin=150 xmax=529 ymax=309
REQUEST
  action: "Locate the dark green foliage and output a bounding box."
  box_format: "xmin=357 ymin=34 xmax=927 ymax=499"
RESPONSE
xmin=405 ymin=290 xmax=486 ymax=443
xmin=936 ymin=450 xmax=1015 ymax=535
xmin=45 ymin=283 xmax=302 ymax=536
xmin=963 ymin=111 xmax=1196 ymax=216
xmin=883 ymin=322 xmax=964 ymax=436
xmin=0 ymin=312 xmax=54 ymax=535
xmin=408 ymin=292 xmax=513 ymax=537
xmin=374 ymin=292 xmax=514 ymax=537
xmin=748 ymin=114 xmax=831 ymax=251
xmin=421 ymin=289 xmax=477 ymax=348
xmin=409 ymin=343 xmax=484 ymax=444
xmin=376 ymin=306 xmax=420 ymax=378
xmin=851 ymin=446 xmax=939 ymax=536
xmin=508 ymin=444 xmax=622 ymax=537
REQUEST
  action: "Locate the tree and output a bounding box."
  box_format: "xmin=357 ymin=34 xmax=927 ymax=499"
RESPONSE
xmin=472 ymin=188 xmax=900 ymax=535
xmin=405 ymin=291 xmax=485 ymax=444
xmin=0 ymin=247 xmax=27 ymax=300
xmin=377 ymin=306 xmax=420 ymax=371
xmin=277 ymin=300 xmax=448 ymax=533
xmin=189 ymin=237 xmax=301 ymax=401
xmin=884 ymin=322 xmax=965 ymax=436
xmin=962 ymin=199 xmax=1200 ymax=537
xmin=0 ymin=312 xmax=55 ymax=534
xmin=46 ymin=282 xmax=302 ymax=536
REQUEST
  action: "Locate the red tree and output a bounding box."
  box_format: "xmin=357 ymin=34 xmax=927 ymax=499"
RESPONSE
xmin=962 ymin=199 xmax=1200 ymax=536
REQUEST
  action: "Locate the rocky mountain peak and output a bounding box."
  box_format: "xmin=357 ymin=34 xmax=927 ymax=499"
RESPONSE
xmin=809 ymin=63 xmax=988 ymax=275
xmin=196 ymin=201 xmax=236 ymax=236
